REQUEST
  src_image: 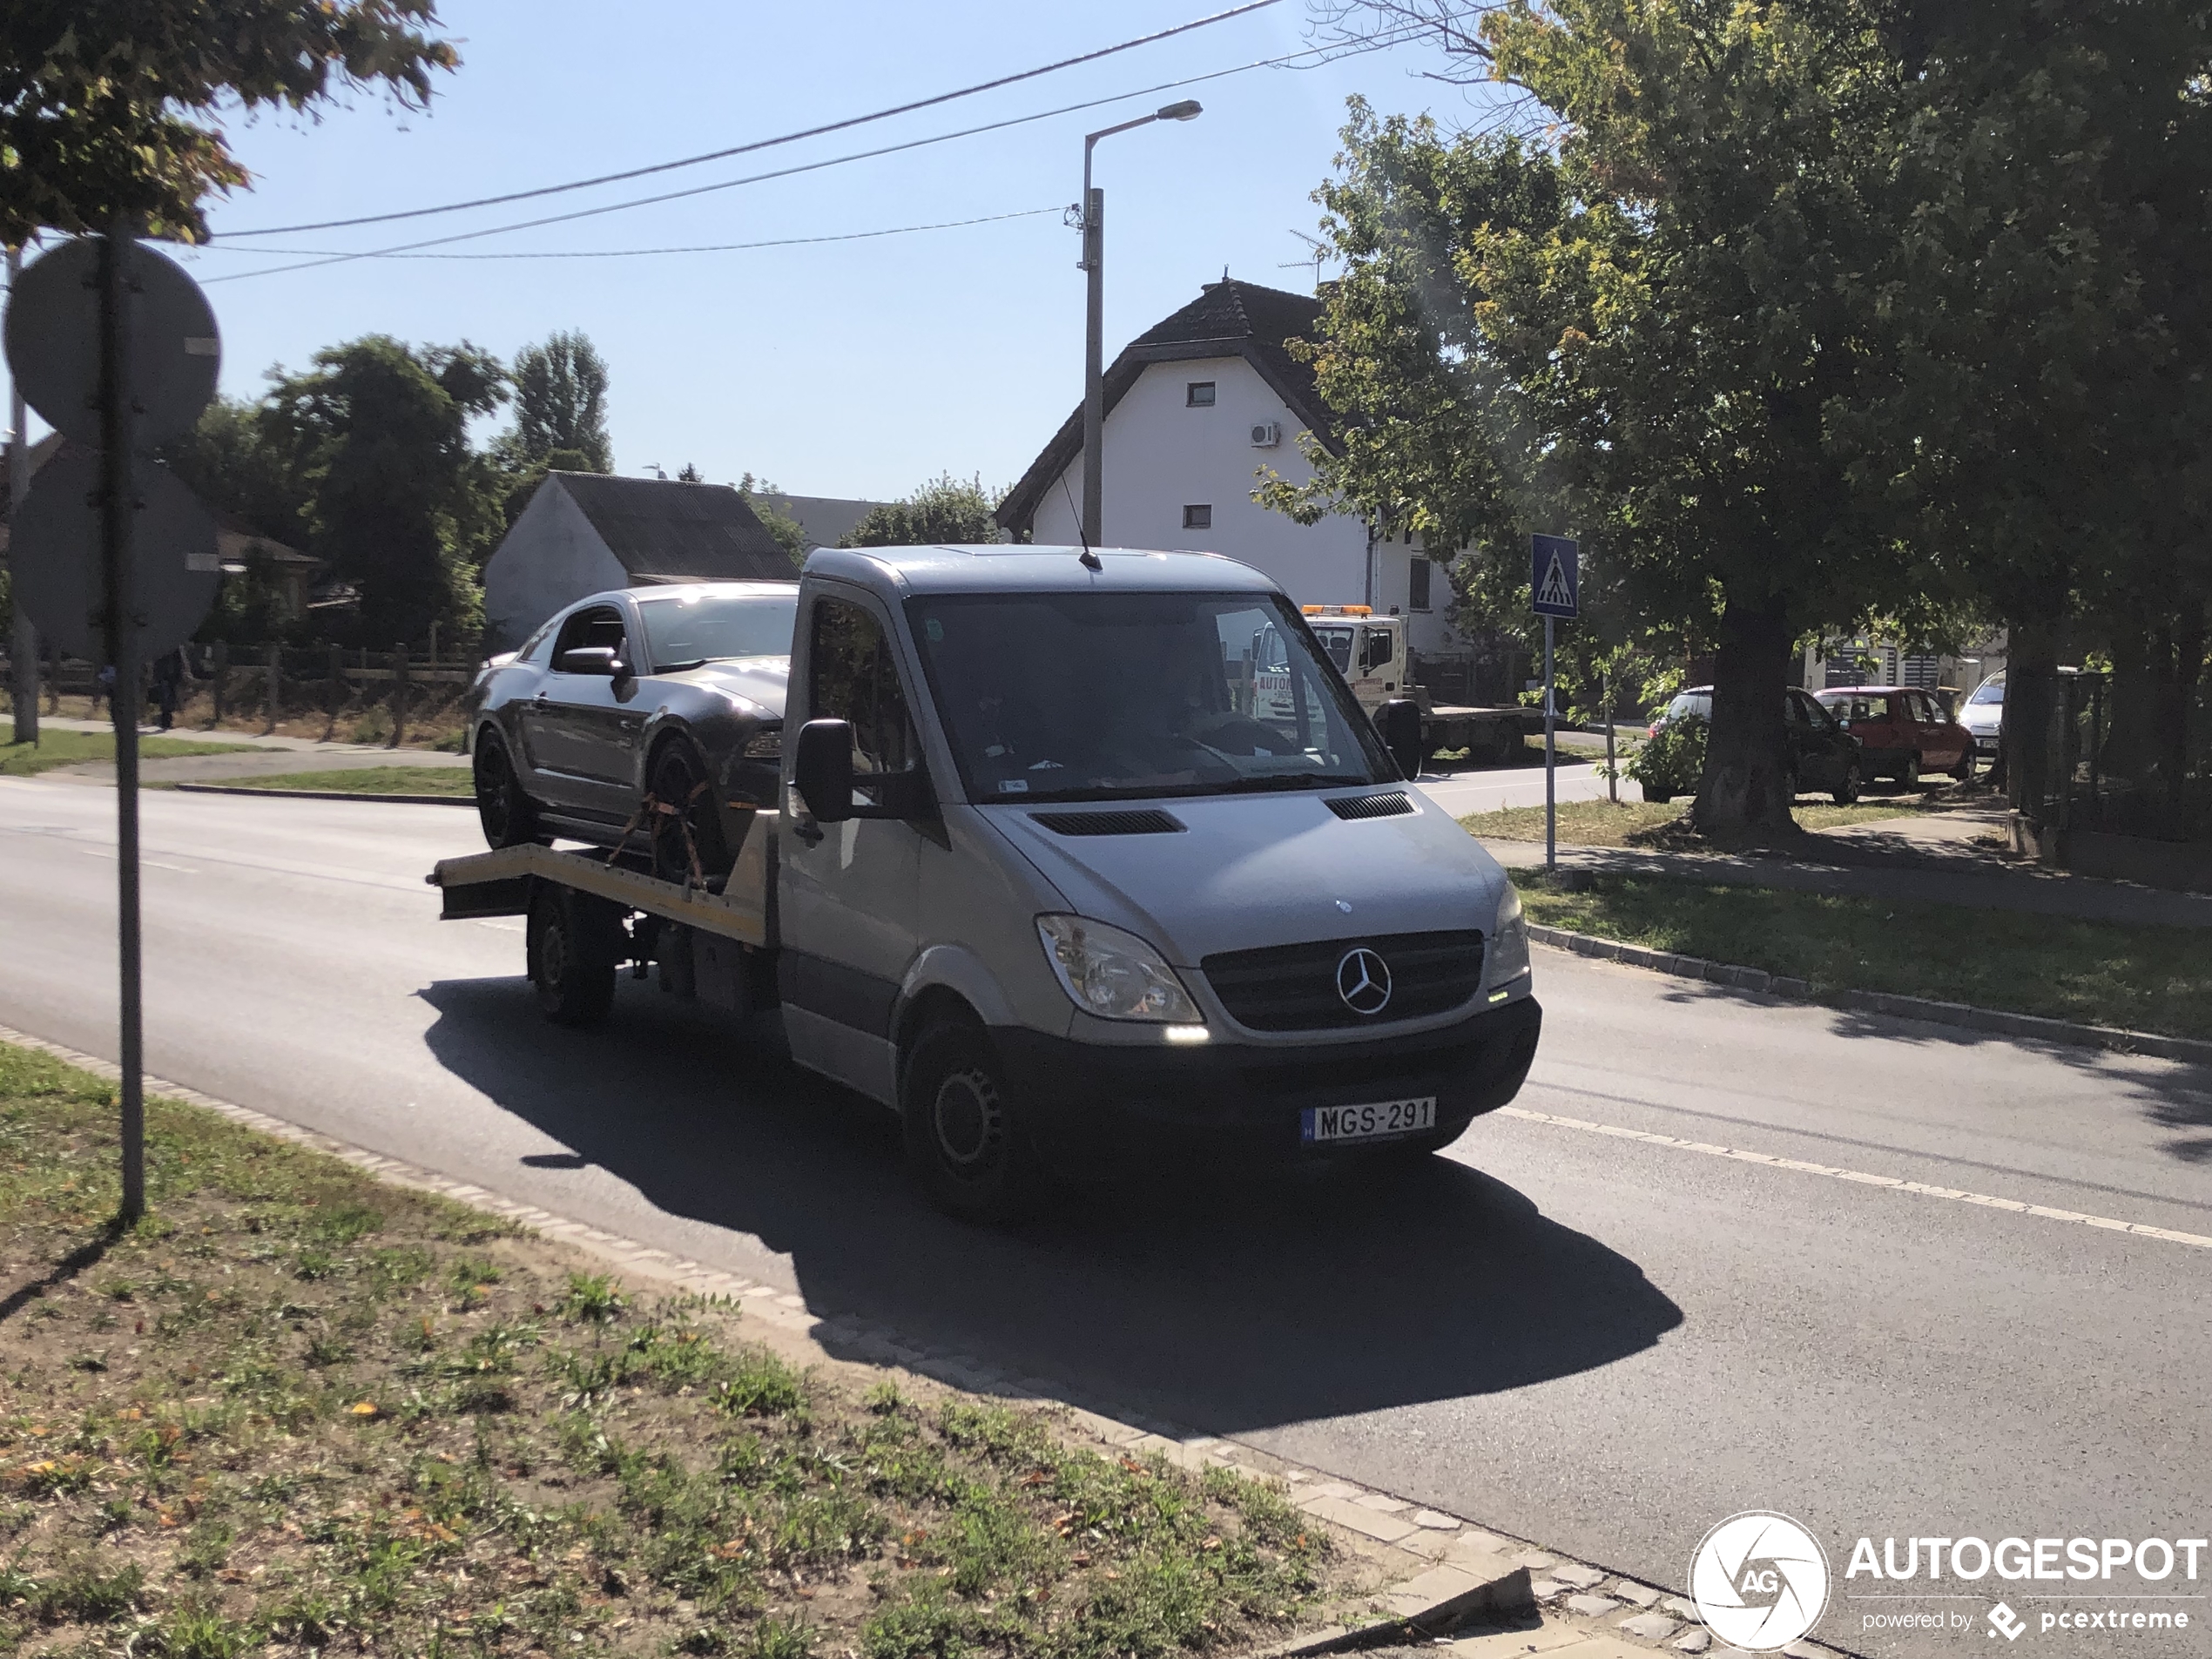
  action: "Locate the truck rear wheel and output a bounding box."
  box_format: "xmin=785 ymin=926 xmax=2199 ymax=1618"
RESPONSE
xmin=900 ymin=1020 xmax=1042 ymax=1224
xmin=528 ymin=887 xmax=619 ymax=1027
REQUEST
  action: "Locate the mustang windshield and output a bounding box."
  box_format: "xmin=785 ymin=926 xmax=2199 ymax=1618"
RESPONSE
xmin=908 ymin=590 xmax=1394 ymax=804
xmin=637 ymin=591 xmax=797 ymax=669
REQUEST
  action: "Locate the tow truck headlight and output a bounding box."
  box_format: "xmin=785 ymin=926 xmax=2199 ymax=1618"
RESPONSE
xmin=1035 ymin=915 xmax=1203 ymax=1024
xmin=1486 ymin=883 xmax=1530 ymax=993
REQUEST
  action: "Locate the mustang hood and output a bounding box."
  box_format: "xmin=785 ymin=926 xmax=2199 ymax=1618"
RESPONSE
xmin=684 ymin=656 xmax=788 ymax=719
xmin=976 ymin=787 xmax=1508 ymax=965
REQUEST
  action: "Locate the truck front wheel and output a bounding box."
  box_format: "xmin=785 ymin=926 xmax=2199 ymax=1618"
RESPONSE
xmin=900 ymin=1021 xmax=1041 ymax=1223
xmin=528 ymin=887 xmax=619 ymax=1027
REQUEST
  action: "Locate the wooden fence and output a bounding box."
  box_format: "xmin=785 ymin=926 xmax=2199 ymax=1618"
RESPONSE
xmin=5 ymin=640 xmax=486 ymax=747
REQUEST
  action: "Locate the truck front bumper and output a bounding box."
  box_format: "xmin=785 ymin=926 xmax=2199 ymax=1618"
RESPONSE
xmin=995 ymin=994 xmax=1541 ymax=1176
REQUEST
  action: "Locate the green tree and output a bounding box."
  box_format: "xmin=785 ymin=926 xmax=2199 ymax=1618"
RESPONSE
xmin=1275 ymin=41 xmax=1912 ymax=837
xmin=167 ymin=395 xmax=310 ymax=548
xmin=840 ymin=474 xmax=1001 ymax=549
xmin=499 ymin=330 xmax=612 ymax=474
xmin=261 ymin=335 xmax=506 ymax=644
xmin=737 ymin=475 xmax=808 ymax=566
xmin=2 ymin=1 xmax=458 ymax=244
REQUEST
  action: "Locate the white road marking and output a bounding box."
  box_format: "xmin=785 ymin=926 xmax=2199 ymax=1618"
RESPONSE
xmin=1496 ymin=1103 xmax=2212 ymax=1251
xmin=77 ymin=846 xmax=196 ymax=873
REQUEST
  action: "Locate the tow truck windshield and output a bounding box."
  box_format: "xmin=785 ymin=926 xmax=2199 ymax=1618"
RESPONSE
xmin=909 ymin=590 xmax=1393 ymax=804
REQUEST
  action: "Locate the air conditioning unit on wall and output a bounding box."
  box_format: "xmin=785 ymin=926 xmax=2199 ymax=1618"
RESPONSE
xmin=1250 ymin=421 xmax=1281 ymax=448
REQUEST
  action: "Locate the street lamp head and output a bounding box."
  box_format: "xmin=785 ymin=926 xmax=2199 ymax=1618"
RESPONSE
xmin=1157 ymin=100 xmax=1203 ymax=121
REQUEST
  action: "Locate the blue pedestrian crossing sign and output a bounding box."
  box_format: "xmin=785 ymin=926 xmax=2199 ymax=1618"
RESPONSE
xmin=1532 ymin=534 xmax=1579 ymax=618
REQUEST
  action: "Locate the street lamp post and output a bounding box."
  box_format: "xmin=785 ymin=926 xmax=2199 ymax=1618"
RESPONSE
xmin=1078 ymin=99 xmax=1201 ymax=549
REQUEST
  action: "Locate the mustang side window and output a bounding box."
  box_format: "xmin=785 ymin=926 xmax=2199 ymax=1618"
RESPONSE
xmin=808 ymin=597 xmax=921 ymax=802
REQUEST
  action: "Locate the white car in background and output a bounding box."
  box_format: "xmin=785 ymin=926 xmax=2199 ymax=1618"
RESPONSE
xmin=1960 ymin=671 xmax=2005 ymax=759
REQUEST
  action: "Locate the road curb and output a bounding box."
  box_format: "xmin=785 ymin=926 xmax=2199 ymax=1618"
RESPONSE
xmin=1527 ymin=923 xmax=2212 ymax=1064
xmin=171 ymin=781 xmax=475 ymax=806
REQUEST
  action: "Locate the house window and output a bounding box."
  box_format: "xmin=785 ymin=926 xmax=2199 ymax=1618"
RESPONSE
xmin=1183 ymin=504 xmax=1213 ymax=530
xmin=1409 ymin=557 xmax=1433 ymax=612
xmin=1185 ymin=381 xmax=1217 ymax=408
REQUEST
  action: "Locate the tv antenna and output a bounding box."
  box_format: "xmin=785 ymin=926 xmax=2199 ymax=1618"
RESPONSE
xmin=1278 ymin=231 xmax=1330 ymax=293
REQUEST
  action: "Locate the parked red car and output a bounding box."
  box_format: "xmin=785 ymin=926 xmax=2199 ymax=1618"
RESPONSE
xmin=1811 ymin=685 xmax=1973 ymax=786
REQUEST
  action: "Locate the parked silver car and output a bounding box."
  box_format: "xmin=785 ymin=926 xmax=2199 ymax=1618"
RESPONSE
xmin=1960 ymin=671 xmax=2005 ymax=759
xmin=466 ymin=583 xmax=796 ymax=880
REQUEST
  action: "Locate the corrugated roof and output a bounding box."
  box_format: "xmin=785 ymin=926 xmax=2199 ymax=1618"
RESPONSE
xmin=552 ymin=472 xmax=794 ymax=579
xmin=997 ymin=280 xmax=1334 ymax=536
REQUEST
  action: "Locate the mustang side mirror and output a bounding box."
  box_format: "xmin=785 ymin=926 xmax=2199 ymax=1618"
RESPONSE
xmin=793 ymin=719 xmax=854 ymax=824
xmin=554 ymin=645 xmax=618 ymax=676
xmin=1379 ymin=698 xmax=1423 ymax=780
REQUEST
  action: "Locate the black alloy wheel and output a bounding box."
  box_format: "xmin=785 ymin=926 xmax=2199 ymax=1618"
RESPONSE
xmin=474 ymin=730 xmax=543 ymax=849
xmin=900 ymin=1021 xmax=1041 ymax=1223
xmin=648 ymin=742 xmax=730 ymax=884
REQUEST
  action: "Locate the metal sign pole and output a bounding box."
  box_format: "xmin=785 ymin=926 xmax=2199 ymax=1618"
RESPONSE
xmin=98 ymin=226 xmax=145 ymax=1221
xmin=1544 ymin=615 xmax=1556 ymax=872
xmin=6 ymin=246 xmax=36 ymax=744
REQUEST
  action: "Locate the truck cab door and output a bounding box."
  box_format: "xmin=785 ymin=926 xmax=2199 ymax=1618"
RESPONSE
xmin=778 ymin=586 xmax=927 ymax=1106
xmin=1351 ymin=624 xmax=1401 ymax=703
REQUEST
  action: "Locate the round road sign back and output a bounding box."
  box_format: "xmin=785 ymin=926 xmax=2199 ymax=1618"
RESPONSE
xmin=10 ymin=449 xmax=221 ymax=658
xmin=4 ymin=238 xmax=220 ymax=447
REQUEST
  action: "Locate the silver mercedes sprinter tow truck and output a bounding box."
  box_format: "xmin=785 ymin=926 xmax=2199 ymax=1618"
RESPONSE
xmin=433 ymin=544 xmax=1541 ymax=1218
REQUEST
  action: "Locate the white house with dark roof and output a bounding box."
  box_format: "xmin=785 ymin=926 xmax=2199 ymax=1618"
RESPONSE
xmin=482 ymin=472 xmax=796 ymax=651
xmin=995 ymin=279 xmax=1462 ymax=658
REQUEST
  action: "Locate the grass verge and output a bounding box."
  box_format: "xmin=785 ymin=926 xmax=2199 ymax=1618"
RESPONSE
xmin=1514 ymin=873 xmax=2212 ymax=1039
xmin=1460 ymin=795 xmax=1929 ymax=846
xmin=196 ymin=766 xmax=475 ymax=798
xmin=2 ymin=727 xmax=258 ymax=778
xmin=0 ymin=1043 xmax=1353 ymax=1659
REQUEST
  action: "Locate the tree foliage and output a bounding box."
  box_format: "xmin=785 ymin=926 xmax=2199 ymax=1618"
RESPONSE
xmin=1 ymin=1 xmax=459 ymax=244
xmin=255 ymin=335 xmax=508 ymax=644
xmin=499 ymin=330 xmax=612 ymax=474
xmin=840 ymin=474 xmax=1002 ymax=549
xmin=1283 ymin=0 xmax=2212 ymax=836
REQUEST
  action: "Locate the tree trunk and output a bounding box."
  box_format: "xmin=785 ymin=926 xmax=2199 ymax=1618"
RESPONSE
xmin=2003 ymin=618 xmax=2061 ymax=823
xmin=1692 ymin=591 xmax=1797 ymax=840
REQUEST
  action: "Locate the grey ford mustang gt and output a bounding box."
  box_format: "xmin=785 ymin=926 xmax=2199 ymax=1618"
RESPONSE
xmin=465 ymin=582 xmax=795 ymax=880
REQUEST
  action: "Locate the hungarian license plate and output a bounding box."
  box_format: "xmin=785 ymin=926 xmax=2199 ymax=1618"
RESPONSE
xmin=1301 ymin=1097 xmax=1437 ymax=1145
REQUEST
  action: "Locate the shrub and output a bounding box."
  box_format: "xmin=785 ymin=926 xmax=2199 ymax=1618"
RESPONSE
xmin=1626 ymin=713 xmax=1705 ymax=799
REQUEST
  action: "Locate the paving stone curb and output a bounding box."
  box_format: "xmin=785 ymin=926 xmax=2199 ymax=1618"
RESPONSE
xmin=170 ymin=781 xmax=476 ymax=806
xmin=1527 ymin=924 xmax=2212 ymax=1065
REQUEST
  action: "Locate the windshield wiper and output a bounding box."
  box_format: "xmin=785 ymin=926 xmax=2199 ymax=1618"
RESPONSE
xmin=654 ymin=658 xmax=710 ymax=672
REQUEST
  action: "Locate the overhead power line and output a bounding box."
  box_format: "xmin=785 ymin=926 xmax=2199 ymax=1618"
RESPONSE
xmin=197 ymin=33 xmax=1409 ymax=286
xmin=219 ymin=0 xmax=1284 ymax=238
xmin=195 ymin=207 xmax=1061 ymax=261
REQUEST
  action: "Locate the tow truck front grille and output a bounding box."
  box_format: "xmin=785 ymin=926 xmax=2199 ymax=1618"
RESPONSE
xmin=1201 ymin=929 xmax=1487 ymax=1031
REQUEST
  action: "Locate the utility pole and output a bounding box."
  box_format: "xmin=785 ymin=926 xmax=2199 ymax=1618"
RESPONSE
xmin=5 ymin=245 xmax=36 ymax=744
xmin=1078 ymin=100 xmax=1201 ymax=549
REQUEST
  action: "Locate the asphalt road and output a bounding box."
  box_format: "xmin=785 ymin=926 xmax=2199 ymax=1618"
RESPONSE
xmin=3 ymin=779 xmax=2205 ymax=1659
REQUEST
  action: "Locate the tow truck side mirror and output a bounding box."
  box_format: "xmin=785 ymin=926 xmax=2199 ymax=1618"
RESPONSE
xmin=1379 ymin=698 xmax=1423 ymax=779
xmin=794 ymin=719 xmax=854 ymax=824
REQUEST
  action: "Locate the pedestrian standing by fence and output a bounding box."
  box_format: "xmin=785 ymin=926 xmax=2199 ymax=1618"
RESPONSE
xmin=90 ymin=663 xmax=115 ymax=718
xmin=151 ymin=647 xmax=187 ymax=731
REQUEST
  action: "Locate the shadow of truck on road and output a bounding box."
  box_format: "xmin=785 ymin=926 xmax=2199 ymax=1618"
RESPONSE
xmin=416 ymin=974 xmax=1684 ymax=1438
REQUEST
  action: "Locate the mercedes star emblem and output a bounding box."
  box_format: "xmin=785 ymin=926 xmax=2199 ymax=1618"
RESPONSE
xmin=1334 ymin=947 xmax=1393 ymax=1015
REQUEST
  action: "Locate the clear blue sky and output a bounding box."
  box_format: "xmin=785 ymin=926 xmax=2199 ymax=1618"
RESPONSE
xmin=169 ymin=3 xmax=1481 ymax=499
